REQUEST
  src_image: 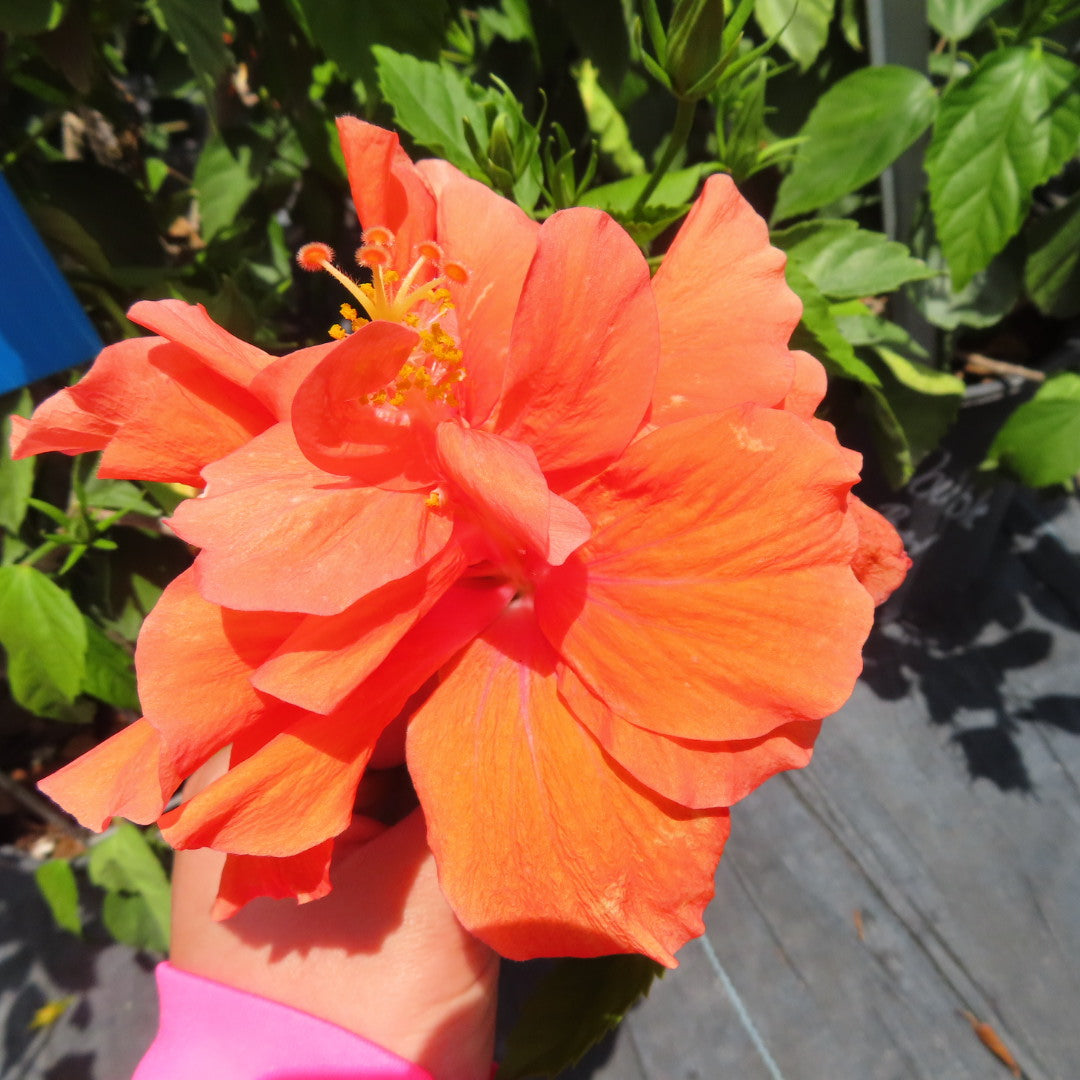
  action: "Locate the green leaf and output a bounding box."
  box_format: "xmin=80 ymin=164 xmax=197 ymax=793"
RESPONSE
xmin=0 ymin=0 xmax=67 ymax=35
xmin=865 ymin=345 xmax=965 ymax=485
xmin=576 ymin=59 xmax=645 ymax=177
xmin=785 ymin=263 xmax=882 ymax=387
xmin=1025 ymin=189 xmax=1080 ymax=318
xmin=87 ymin=823 xmax=171 ymax=953
xmin=293 ymin=0 xmax=447 ymax=85
xmin=0 ymin=390 xmax=35 ymax=534
xmin=82 ymin=476 xmax=161 ymax=517
xmin=907 ymin=231 xmax=1022 ymax=330
xmin=773 ymin=219 xmax=937 ymax=300
xmin=373 ymin=47 xmax=490 ymax=177
xmin=774 ymin=66 xmax=938 ymax=221
xmin=0 ymin=565 xmax=87 ymax=717
xmin=149 ymin=0 xmax=230 ymax=93
xmin=82 ymin=619 xmax=139 ymax=711
xmin=34 ymin=860 xmax=82 ymax=937
xmin=578 ymin=163 xmax=715 ymax=215
xmin=193 ymin=135 xmax=259 ymax=243
xmin=754 ymin=0 xmax=834 ymax=70
xmin=928 ymin=0 xmax=1008 ymax=40
xmin=985 ymin=372 xmax=1080 ymax=487
xmin=926 ymin=47 xmax=1080 ymax=289
xmin=497 ymin=955 xmax=663 ymax=1079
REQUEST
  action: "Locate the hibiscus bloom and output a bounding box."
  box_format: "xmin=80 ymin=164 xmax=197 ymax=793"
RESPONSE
xmin=17 ymin=119 xmax=908 ymax=965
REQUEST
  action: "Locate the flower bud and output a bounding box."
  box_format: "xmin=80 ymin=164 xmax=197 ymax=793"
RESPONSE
xmin=665 ymin=0 xmax=726 ymax=101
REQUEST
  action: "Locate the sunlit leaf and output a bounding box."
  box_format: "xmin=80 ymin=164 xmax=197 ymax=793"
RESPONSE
xmin=0 ymin=390 xmax=35 ymax=533
xmin=774 ymin=66 xmax=937 ymax=221
xmin=985 ymin=372 xmax=1080 ymax=487
xmin=34 ymin=860 xmax=82 ymax=937
xmin=773 ymin=218 xmax=937 ymax=299
xmin=0 ymin=565 xmax=87 ymax=717
xmin=754 ymin=0 xmax=835 ymax=70
xmin=928 ymin=0 xmax=1008 ymax=40
xmin=926 ymin=47 xmax=1080 ymax=288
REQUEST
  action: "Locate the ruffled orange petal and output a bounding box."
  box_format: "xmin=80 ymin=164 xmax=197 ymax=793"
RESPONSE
xmin=849 ymin=496 xmax=911 ymax=605
xmin=211 ymin=839 xmax=340 ymax=919
xmin=336 ymin=117 xmax=437 ymax=276
xmin=781 ymin=350 xmax=828 ymax=420
xmin=37 ymin=719 xmax=179 ymax=831
xmin=495 ymin=208 xmax=659 ymax=483
xmin=651 ymin=174 xmax=800 ymax=425
xmin=169 ymin=424 xmax=452 ymax=615
xmin=251 ymin=545 xmax=467 ymax=714
xmin=425 ymin=167 xmax=540 ymax=425
xmin=137 ymin=569 xmax=304 ymax=776
xmin=127 ymin=300 xmax=274 ymax=389
xmin=561 ymin=666 xmax=820 ymax=809
xmin=407 ymin=604 xmax=730 ymax=966
xmin=434 ymin=423 xmax=590 ymax=566
xmin=537 ymin=405 xmax=873 ymax=742
xmin=161 ymin=578 xmax=513 ymax=858
xmin=291 ymin=321 xmax=430 ymax=487
xmin=99 ymin=340 xmax=275 ymax=485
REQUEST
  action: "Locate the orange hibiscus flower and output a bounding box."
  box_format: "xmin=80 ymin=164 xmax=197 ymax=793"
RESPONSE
xmin=17 ymin=119 xmax=908 ymax=965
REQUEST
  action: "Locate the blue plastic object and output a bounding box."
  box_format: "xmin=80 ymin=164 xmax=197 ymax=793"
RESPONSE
xmin=0 ymin=173 xmax=103 ymax=395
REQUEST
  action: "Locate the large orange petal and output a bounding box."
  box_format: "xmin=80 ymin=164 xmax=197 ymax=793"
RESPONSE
xmin=494 ymin=208 xmax=659 ymax=483
xmin=37 ymin=719 xmax=179 ymax=831
xmin=169 ymin=424 xmax=452 ymax=615
xmin=407 ymin=604 xmax=730 ymax=966
xmin=99 ymin=340 xmax=275 ymax=485
xmin=9 ymin=337 xmax=158 ymax=460
xmin=211 ymin=840 xmax=336 ymax=919
xmin=537 ymin=405 xmax=873 ymax=742
xmin=137 ymin=569 xmax=304 ymax=776
xmin=849 ymin=496 xmax=911 ymax=605
xmin=161 ymin=578 xmax=513 ymax=857
xmin=561 ymin=665 xmax=821 ymax=809
xmin=291 ymin=320 xmax=431 ymax=487
xmin=425 ymin=167 xmax=539 ymax=425
xmin=127 ymin=300 xmax=274 ymax=389
xmin=435 ymin=423 xmax=590 ymax=566
xmin=651 ymin=174 xmax=800 ymax=424
xmin=251 ymin=544 xmax=466 ymax=714
xmin=782 ymin=349 xmax=828 ymax=420
xmin=337 ymin=117 xmax=437 ymax=276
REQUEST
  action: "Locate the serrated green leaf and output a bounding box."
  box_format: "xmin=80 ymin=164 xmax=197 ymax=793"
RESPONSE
xmin=150 ymin=0 xmax=230 ymax=92
xmin=773 ymin=219 xmax=937 ymax=300
xmin=774 ymin=66 xmax=938 ymax=221
xmin=497 ymin=955 xmax=663 ymax=1080
xmin=786 ymin=263 xmax=882 ymax=387
xmin=1 ymin=390 xmax=35 ymax=533
xmin=193 ymin=135 xmax=258 ymax=243
xmin=926 ymin=47 xmax=1080 ymax=289
xmin=34 ymin=860 xmax=82 ymax=937
xmin=88 ymin=823 xmax=171 ymax=952
xmin=985 ymin=372 xmax=1080 ymax=487
xmin=373 ymin=47 xmax=491 ymax=177
xmin=754 ymin=0 xmax=834 ymax=70
xmin=82 ymin=619 xmax=139 ymax=710
xmin=831 ymin=301 xmax=928 ymax=355
xmin=0 ymin=565 xmax=87 ymax=717
xmin=928 ymin=0 xmax=1008 ymax=40
xmin=1025 ymin=189 xmax=1080 ymax=318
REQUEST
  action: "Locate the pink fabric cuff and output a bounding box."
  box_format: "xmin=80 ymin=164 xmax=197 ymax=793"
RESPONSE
xmin=132 ymin=962 xmax=435 ymax=1080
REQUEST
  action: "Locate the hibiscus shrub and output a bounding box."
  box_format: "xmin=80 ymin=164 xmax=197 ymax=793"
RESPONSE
xmin=0 ymin=0 xmax=1076 ymax=1073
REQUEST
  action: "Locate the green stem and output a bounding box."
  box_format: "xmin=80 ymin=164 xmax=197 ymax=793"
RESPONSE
xmin=17 ymin=540 xmax=59 ymax=568
xmin=631 ymin=98 xmax=697 ymax=217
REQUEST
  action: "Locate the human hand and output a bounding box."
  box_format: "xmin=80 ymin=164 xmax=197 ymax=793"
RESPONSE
xmin=168 ymin=752 xmax=498 ymax=1080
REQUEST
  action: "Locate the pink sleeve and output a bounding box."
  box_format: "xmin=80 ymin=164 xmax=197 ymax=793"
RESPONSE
xmin=132 ymin=962 xmax=435 ymax=1080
